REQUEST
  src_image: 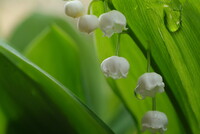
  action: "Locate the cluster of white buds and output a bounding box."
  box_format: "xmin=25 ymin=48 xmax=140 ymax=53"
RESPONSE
xmin=64 ymin=0 xmax=127 ymax=36
xmin=64 ymin=0 xmax=98 ymax=34
xmin=64 ymin=0 xmax=169 ymax=133
xmin=64 ymin=0 xmax=129 ymax=79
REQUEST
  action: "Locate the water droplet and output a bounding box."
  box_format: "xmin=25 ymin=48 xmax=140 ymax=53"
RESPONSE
xmin=134 ymin=90 xmax=144 ymax=100
xmin=164 ymin=7 xmax=181 ymax=32
xmin=134 ymin=5 xmax=138 ymax=10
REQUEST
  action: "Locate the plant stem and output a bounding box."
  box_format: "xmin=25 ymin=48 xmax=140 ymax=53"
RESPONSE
xmin=87 ymin=0 xmax=103 ymax=14
xmin=104 ymin=0 xmax=109 ymax=12
xmin=152 ymin=97 xmax=156 ymax=111
xmin=147 ymin=42 xmax=151 ymax=72
xmin=147 ymin=42 xmax=156 ymax=134
xmin=115 ymin=34 xmax=121 ymax=56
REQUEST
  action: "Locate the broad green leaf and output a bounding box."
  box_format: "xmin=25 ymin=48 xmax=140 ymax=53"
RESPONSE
xmin=6 ymin=13 xmax=136 ymax=134
xmin=24 ymin=25 xmax=84 ymax=101
xmin=0 ymin=41 xmax=114 ymax=134
xmin=91 ymin=0 xmax=199 ymax=133
xmin=93 ymin=29 xmax=184 ymax=134
xmin=0 ymin=108 xmax=7 ymax=134
xmin=110 ymin=0 xmax=200 ymax=133
xmin=8 ymin=13 xmax=77 ymax=52
xmin=24 ymin=24 xmax=135 ymax=134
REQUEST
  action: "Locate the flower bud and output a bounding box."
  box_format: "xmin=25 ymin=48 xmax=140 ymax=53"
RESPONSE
xmin=142 ymin=111 xmax=168 ymax=134
xmin=99 ymin=10 xmax=127 ymax=37
xmin=64 ymin=0 xmax=84 ymax=18
xmin=135 ymin=72 xmax=165 ymax=99
xmin=77 ymin=15 xmax=99 ymax=34
xmin=101 ymin=56 xmax=130 ymax=79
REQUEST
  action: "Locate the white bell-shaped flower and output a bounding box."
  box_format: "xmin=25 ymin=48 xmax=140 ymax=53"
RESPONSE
xmin=99 ymin=10 xmax=127 ymax=37
xmin=142 ymin=111 xmax=168 ymax=134
xmin=77 ymin=15 xmax=99 ymax=34
xmin=101 ymin=56 xmax=130 ymax=79
xmin=135 ymin=72 xmax=165 ymax=99
xmin=64 ymin=0 xmax=84 ymax=18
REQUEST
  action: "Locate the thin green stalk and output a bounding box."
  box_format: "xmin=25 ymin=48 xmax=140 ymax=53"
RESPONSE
xmin=104 ymin=0 xmax=109 ymax=12
xmin=147 ymin=42 xmax=156 ymax=134
xmin=115 ymin=34 xmax=121 ymax=56
xmin=147 ymin=43 xmax=151 ymax=72
xmin=87 ymin=0 xmax=103 ymax=14
xmin=152 ymin=97 xmax=156 ymax=111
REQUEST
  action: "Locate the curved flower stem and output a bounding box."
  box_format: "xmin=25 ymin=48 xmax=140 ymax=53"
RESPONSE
xmin=147 ymin=42 xmax=156 ymax=134
xmin=87 ymin=0 xmax=103 ymax=14
xmin=115 ymin=34 xmax=121 ymax=56
xmin=104 ymin=0 xmax=109 ymax=12
xmin=147 ymin=42 xmax=151 ymax=72
xmin=152 ymin=97 xmax=156 ymax=111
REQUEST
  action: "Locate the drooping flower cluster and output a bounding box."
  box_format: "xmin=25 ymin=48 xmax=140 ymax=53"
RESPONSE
xmin=134 ymin=72 xmax=168 ymax=133
xmin=64 ymin=0 xmax=129 ymax=79
xmin=64 ymin=0 xmax=127 ymax=36
xmin=64 ymin=1 xmax=168 ymax=133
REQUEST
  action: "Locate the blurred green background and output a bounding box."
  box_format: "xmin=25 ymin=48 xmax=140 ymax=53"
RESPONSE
xmin=0 ymin=0 xmax=200 ymax=134
xmin=0 ymin=0 xmax=134 ymax=134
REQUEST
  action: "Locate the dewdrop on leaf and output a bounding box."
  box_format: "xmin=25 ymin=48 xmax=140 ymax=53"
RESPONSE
xmin=99 ymin=10 xmax=127 ymax=37
xmin=78 ymin=15 xmax=99 ymax=34
xmin=101 ymin=56 xmax=130 ymax=79
xmin=64 ymin=0 xmax=84 ymax=18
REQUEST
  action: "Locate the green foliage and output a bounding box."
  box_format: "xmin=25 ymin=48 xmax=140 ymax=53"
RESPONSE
xmin=0 ymin=0 xmax=200 ymax=133
xmin=0 ymin=13 xmax=134 ymax=134
xmin=24 ymin=25 xmax=84 ymax=100
xmin=8 ymin=13 xmax=77 ymax=52
xmin=92 ymin=0 xmax=200 ymax=134
xmin=0 ymin=41 xmax=114 ymax=134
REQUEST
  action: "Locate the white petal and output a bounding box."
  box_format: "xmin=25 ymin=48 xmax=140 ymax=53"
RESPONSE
xmin=118 ymin=57 xmax=130 ymax=78
xmin=135 ymin=72 xmax=165 ymax=98
xmin=78 ymin=15 xmax=99 ymax=34
xmin=64 ymin=0 xmax=84 ymax=18
xmin=99 ymin=10 xmax=127 ymax=37
xmin=142 ymin=111 xmax=168 ymax=133
xmin=101 ymin=56 xmax=130 ymax=79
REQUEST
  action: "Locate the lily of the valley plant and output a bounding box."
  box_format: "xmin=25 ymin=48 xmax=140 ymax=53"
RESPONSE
xmin=64 ymin=0 xmax=168 ymax=133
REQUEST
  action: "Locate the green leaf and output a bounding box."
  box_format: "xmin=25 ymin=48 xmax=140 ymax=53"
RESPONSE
xmin=7 ymin=13 xmax=136 ymax=134
xmin=23 ymin=24 xmax=135 ymax=134
xmin=24 ymin=25 xmax=84 ymax=101
xmin=92 ymin=0 xmax=200 ymax=133
xmin=8 ymin=13 xmax=77 ymax=52
xmin=0 ymin=108 xmax=7 ymax=134
xmin=0 ymin=41 xmax=114 ymax=134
